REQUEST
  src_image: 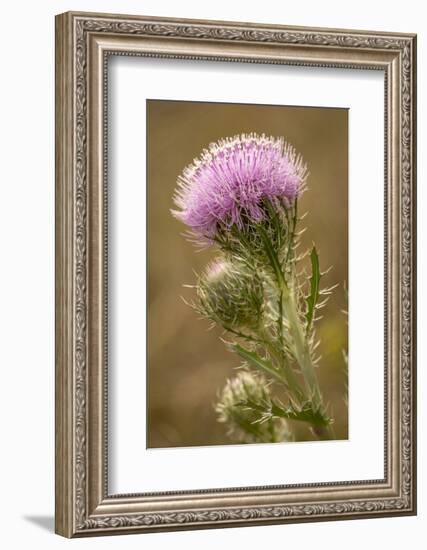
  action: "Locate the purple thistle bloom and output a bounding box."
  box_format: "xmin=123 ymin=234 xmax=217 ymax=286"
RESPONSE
xmin=172 ymin=133 xmax=307 ymax=242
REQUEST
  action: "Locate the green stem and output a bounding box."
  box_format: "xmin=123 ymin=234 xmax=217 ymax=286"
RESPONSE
xmin=278 ymin=287 xmax=333 ymax=441
xmin=261 ymin=334 xmax=305 ymax=405
xmin=259 ymin=225 xmax=326 ymax=425
xmin=282 ymin=286 xmax=322 ymax=409
xmin=223 ymin=221 xmax=333 ymax=442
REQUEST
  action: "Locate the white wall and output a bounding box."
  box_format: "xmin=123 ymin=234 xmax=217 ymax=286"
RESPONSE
xmin=0 ymin=1 xmax=424 ymax=548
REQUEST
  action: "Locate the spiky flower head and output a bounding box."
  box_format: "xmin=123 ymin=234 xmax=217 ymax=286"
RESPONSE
xmin=215 ymin=370 xmax=291 ymax=444
xmin=172 ymin=133 xmax=307 ymax=243
xmin=196 ymin=258 xmax=263 ymax=330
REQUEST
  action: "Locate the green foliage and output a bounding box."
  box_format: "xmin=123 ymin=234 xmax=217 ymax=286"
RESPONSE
xmin=215 ymin=370 xmax=292 ymax=444
xmin=230 ymin=343 xmax=288 ymax=385
xmin=305 ymin=246 xmax=320 ymax=333
xmin=195 ymin=259 xmax=264 ymax=331
xmin=185 ymin=197 xmax=340 ymax=443
xmin=239 ymin=395 xmax=331 ymax=428
xmin=257 ymin=223 xmax=286 ymax=289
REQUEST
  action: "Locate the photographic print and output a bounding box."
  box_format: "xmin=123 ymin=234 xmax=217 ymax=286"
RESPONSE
xmin=147 ymin=100 xmax=348 ymax=448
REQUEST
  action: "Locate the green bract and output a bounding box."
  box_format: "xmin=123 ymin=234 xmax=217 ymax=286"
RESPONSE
xmin=215 ymin=370 xmax=291 ymax=444
xmin=196 ymin=259 xmax=263 ymax=331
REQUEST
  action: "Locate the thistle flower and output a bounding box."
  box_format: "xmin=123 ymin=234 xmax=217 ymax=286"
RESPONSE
xmin=196 ymin=258 xmax=263 ymax=330
xmin=215 ymin=370 xmax=291 ymax=444
xmin=172 ymin=133 xmax=307 ymax=243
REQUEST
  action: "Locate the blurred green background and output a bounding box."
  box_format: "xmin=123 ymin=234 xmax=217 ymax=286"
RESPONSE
xmin=147 ymin=100 xmax=348 ymax=447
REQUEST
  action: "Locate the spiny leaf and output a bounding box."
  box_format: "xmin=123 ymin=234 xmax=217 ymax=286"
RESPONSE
xmin=240 ymin=397 xmax=331 ymax=428
xmin=305 ymin=246 xmax=321 ymax=332
xmin=230 ymin=343 xmax=287 ymax=385
xmin=270 ymin=400 xmax=330 ymax=426
xmin=257 ymin=225 xmax=286 ymax=288
xmin=264 ymin=200 xmax=285 ymax=249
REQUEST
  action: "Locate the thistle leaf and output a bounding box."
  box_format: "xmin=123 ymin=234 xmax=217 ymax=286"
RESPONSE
xmin=257 ymin=225 xmax=286 ymax=288
xmin=230 ymin=343 xmax=286 ymax=385
xmin=305 ymin=246 xmax=321 ymax=332
xmin=240 ymin=397 xmax=330 ymax=428
xmin=270 ymin=400 xmax=330 ymax=427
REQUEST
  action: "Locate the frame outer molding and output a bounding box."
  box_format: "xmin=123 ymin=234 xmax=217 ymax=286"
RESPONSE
xmin=55 ymin=11 xmax=416 ymax=538
xmin=55 ymin=12 xmax=75 ymax=539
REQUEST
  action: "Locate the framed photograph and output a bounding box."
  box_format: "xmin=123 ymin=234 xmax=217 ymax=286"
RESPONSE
xmin=55 ymin=11 xmax=417 ymax=537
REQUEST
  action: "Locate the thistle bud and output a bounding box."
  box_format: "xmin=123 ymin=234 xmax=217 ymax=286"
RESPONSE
xmin=215 ymin=370 xmax=291 ymax=444
xmin=197 ymin=259 xmax=263 ymax=330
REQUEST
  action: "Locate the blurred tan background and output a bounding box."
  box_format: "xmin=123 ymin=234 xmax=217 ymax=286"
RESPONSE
xmin=147 ymin=100 xmax=348 ymax=447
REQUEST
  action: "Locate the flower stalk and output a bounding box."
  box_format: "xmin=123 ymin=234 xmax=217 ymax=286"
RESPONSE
xmin=283 ymin=288 xmax=322 ymax=407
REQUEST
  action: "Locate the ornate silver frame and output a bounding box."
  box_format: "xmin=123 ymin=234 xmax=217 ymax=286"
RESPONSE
xmin=55 ymin=11 xmax=417 ymax=537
